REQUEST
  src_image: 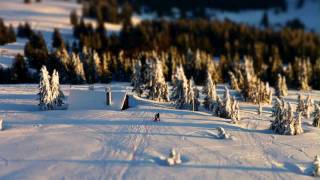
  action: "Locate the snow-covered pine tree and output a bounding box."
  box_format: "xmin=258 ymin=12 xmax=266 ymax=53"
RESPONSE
xmin=229 ymin=71 xmax=240 ymax=91
xmin=171 ymin=65 xmax=189 ymax=109
xmin=131 ymin=60 xmax=144 ymax=96
xmin=298 ymin=58 xmax=311 ymax=91
xmin=50 ymin=69 xmax=65 ymax=108
xmin=304 ymin=95 xmax=313 ymax=118
xmin=313 ymin=155 xmax=320 ymax=176
xmin=222 ymin=87 xmax=232 ymax=118
xmin=203 ymin=72 xmax=217 ymax=110
xmin=271 ymin=97 xmax=283 ymax=117
xmin=55 ymin=47 xmax=69 ymax=69
xmin=38 ymin=66 xmax=52 ymax=110
xmin=70 ymin=53 xmax=86 ymax=83
xmin=93 ymin=51 xmax=102 ymax=80
xmin=275 ymin=74 xmax=288 ymax=97
xmin=271 ymin=97 xmax=285 ymax=134
xmin=294 ymin=111 xmax=304 ymax=135
xmin=86 ymin=50 xmax=101 ymax=83
xmin=148 ymin=60 xmax=170 ymax=102
xmin=284 ymin=103 xmax=295 ymax=135
xmin=296 ymin=94 xmax=305 ymax=113
xmin=0 ymin=118 xmax=3 ymax=131
xmin=313 ymin=104 xmax=320 ymax=128
xmin=281 ymin=75 xmax=288 ymax=96
xmin=258 ymin=102 xmax=262 ymax=115
xmin=275 ymin=74 xmax=283 ymax=97
xmin=230 ymin=99 xmax=241 ymax=124
xmin=187 ymin=77 xmax=200 ymax=111
xmin=100 ymin=52 xmax=112 ymax=83
xmin=213 ymin=96 xmax=222 ymax=116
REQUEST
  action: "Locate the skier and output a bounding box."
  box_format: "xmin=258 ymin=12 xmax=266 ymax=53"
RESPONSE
xmin=153 ymin=113 xmax=160 ymax=122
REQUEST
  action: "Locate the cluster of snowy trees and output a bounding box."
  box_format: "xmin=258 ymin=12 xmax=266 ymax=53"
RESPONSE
xmin=229 ymin=57 xmax=273 ymax=104
xmin=171 ymin=65 xmax=200 ymax=111
xmin=53 ymin=47 xmax=113 ymax=84
xmin=270 ymin=98 xmax=303 ymax=135
xmin=271 ymin=92 xmax=320 ymax=135
xmin=213 ymin=87 xmax=241 ymax=123
xmin=38 ymin=66 xmax=65 ymax=110
xmin=131 ymin=52 xmax=170 ymax=102
xmin=132 ymin=60 xmax=241 ymax=121
xmin=296 ymin=94 xmax=313 ymax=118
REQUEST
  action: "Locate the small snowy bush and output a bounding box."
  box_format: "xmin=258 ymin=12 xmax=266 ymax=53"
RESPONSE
xmin=216 ymin=127 xmax=230 ymax=139
xmin=313 ymin=155 xmax=320 ymax=176
xmin=166 ymin=149 xmax=182 ymax=166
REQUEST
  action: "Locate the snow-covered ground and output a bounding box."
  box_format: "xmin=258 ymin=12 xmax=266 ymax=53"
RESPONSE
xmin=0 ymin=82 xmax=319 ymax=179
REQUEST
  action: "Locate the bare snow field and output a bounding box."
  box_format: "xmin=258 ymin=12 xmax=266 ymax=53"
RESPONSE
xmin=0 ymin=83 xmax=319 ymax=179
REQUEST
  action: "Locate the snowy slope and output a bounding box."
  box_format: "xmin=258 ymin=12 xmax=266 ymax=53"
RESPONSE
xmin=0 ymin=83 xmax=319 ymax=179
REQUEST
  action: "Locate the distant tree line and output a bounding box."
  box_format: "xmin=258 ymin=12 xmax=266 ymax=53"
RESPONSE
xmin=3 ymin=17 xmax=320 ymax=93
xmin=81 ymin=0 xmax=133 ymax=24
xmin=0 ymin=18 xmax=16 ymax=45
xmin=79 ymin=0 xmax=287 ymax=22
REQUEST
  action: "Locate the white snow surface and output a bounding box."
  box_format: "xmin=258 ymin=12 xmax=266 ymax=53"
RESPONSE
xmin=0 ymin=82 xmax=319 ymax=179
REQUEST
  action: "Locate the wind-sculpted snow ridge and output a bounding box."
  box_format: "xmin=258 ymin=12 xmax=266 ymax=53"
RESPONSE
xmin=0 ymin=83 xmax=319 ymax=179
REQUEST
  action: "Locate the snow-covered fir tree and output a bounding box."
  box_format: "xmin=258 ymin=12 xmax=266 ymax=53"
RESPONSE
xmin=131 ymin=60 xmax=144 ymax=96
xmin=271 ymin=97 xmax=284 ymax=118
xmin=203 ymin=72 xmax=217 ymax=110
xmin=275 ymin=74 xmax=288 ymax=97
xmin=0 ymin=118 xmax=3 ymax=131
xmin=230 ymin=99 xmax=241 ymax=124
xmin=294 ymin=111 xmax=303 ymax=135
xmin=100 ymin=52 xmax=112 ymax=83
xmin=187 ymin=77 xmax=200 ymax=111
xmin=297 ymin=58 xmax=311 ymax=91
xmin=213 ymin=96 xmax=223 ymax=116
xmin=70 ymin=53 xmax=86 ymax=83
xmin=313 ymin=155 xmax=320 ymax=176
xmin=258 ymin=103 xmax=262 ymax=115
xmin=50 ymin=70 xmax=65 ymax=108
xmin=313 ymin=104 xmax=320 ymax=128
xmin=270 ymin=98 xmax=285 ymax=133
xmin=304 ymin=95 xmax=313 ymax=118
xmin=296 ymin=94 xmax=305 ymax=113
xmin=148 ymin=60 xmax=170 ymax=102
xmin=222 ymin=87 xmax=232 ymax=118
xmin=283 ymin=103 xmax=295 ymax=135
xmin=171 ymin=65 xmax=189 ymax=109
xmin=229 ymin=71 xmax=240 ymax=91
xmin=86 ymin=50 xmax=101 ymax=83
xmin=38 ymin=66 xmax=52 ymax=110
xmin=55 ymin=47 xmax=69 ymax=69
